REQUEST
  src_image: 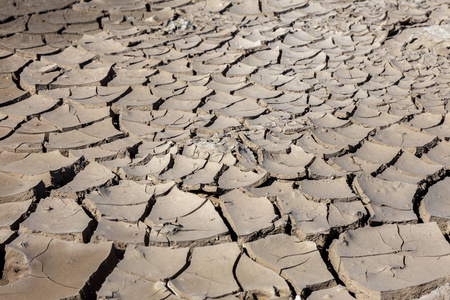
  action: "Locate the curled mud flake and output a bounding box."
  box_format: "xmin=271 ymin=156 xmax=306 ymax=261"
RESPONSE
xmin=0 ymin=234 xmax=115 ymax=299
xmin=169 ymin=243 xmax=241 ymax=298
xmin=330 ymin=223 xmax=450 ymax=300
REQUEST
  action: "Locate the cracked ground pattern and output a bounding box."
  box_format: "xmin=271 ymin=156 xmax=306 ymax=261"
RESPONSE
xmin=0 ymin=0 xmax=449 ymax=299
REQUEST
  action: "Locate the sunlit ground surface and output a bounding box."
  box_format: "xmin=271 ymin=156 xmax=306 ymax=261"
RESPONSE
xmin=0 ymin=0 xmax=449 ymax=299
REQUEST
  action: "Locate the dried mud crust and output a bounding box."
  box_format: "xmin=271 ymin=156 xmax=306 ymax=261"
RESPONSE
xmin=0 ymin=0 xmax=449 ymax=299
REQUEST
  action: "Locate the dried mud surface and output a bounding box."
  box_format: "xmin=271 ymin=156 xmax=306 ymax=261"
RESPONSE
xmin=0 ymin=0 xmax=449 ymax=299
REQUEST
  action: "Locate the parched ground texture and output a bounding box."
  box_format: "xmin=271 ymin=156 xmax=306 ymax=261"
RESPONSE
xmin=0 ymin=0 xmax=449 ymax=299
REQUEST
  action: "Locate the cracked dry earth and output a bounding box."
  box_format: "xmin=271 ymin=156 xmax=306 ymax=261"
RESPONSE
xmin=0 ymin=0 xmax=450 ymax=300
